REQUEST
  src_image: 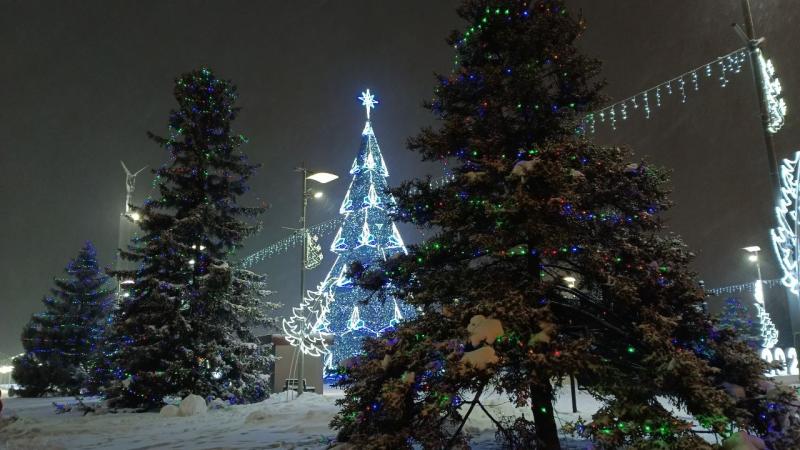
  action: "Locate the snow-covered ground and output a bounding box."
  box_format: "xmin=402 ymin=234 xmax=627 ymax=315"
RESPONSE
xmin=0 ymin=386 xmax=643 ymax=450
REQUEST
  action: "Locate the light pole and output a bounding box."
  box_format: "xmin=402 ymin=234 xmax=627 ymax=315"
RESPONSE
xmin=294 ymin=165 xmax=338 ymax=394
xmin=744 ymin=246 xmax=779 ymax=349
xmin=743 ymin=246 xmax=764 ymax=302
xmin=736 ymin=0 xmax=780 ymax=194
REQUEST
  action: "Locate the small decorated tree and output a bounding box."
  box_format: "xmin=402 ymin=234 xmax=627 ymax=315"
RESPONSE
xmin=12 ymin=242 xmax=114 ymax=396
xmin=331 ymin=1 xmax=800 ymax=449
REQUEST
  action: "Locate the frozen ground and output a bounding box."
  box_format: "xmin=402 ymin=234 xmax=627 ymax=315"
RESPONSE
xmin=0 ymin=385 xmax=689 ymax=450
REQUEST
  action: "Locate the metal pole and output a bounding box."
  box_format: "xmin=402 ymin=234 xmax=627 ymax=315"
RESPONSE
xmin=740 ymin=0 xmax=780 ymax=194
xmin=299 ymin=165 xmax=308 ymax=395
xmin=739 ymin=0 xmax=800 ymax=344
xmin=569 ymin=374 xmax=578 ymax=413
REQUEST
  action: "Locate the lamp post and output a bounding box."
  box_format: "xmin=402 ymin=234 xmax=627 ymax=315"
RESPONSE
xmin=294 ymin=165 xmax=338 ymax=394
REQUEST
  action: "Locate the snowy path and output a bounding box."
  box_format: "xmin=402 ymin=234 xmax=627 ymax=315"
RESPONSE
xmin=0 ymin=387 xmax=605 ymax=449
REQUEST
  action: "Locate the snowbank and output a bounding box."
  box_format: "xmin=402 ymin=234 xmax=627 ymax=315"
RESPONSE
xmin=0 ymin=387 xmax=703 ymax=449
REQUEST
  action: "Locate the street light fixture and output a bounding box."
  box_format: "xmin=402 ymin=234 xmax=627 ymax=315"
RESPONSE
xmin=306 ymin=172 xmax=339 ymax=184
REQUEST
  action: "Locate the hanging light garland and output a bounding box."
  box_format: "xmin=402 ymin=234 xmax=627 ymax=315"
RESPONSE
xmin=583 ymin=48 xmax=749 ymax=133
xmin=238 ymin=218 xmax=343 ymax=268
xmin=707 ymin=278 xmax=783 ymax=295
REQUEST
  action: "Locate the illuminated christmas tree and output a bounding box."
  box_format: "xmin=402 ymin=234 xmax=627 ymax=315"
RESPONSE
xmin=283 ymin=90 xmax=415 ymax=371
xmin=106 ymin=68 xmax=279 ymax=408
xmin=12 ymin=242 xmax=115 ymax=397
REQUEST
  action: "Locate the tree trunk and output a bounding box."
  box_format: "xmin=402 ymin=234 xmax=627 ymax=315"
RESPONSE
xmin=531 ymin=380 xmax=561 ymax=450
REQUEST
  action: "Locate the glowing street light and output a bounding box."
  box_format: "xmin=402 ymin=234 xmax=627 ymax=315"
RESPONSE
xmin=129 ymin=212 xmax=141 ymax=222
xmin=563 ymin=276 xmax=577 ymax=288
xmin=291 ymin=166 xmax=339 ymax=395
xmin=306 ymin=172 xmax=339 ymax=184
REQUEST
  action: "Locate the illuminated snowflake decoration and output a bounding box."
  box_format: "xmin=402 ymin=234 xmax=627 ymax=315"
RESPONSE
xmin=771 ymin=151 xmax=800 ymax=296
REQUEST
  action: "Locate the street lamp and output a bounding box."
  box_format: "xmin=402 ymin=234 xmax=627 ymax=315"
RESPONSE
xmin=743 ymin=246 xmax=763 ymax=302
xmin=294 ymin=165 xmax=338 ymax=395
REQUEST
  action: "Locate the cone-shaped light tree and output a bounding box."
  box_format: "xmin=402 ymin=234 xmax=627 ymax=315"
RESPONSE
xmin=12 ymin=242 xmax=114 ymax=396
xmin=332 ymin=1 xmax=799 ymax=449
xmin=105 ymin=68 xmax=279 ymax=408
xmin=283 ymin=91 xmax=415 ymax=372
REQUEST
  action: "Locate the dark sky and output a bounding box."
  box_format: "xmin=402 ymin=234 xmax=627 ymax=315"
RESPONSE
xmin=2 ymin=1 xmax=799 ymax=358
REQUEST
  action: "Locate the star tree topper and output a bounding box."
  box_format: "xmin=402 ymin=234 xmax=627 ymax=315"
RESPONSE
xmin=358 ymin=89 xmax=378 ymax=120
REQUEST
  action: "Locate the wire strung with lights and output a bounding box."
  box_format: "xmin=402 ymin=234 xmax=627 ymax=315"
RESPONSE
xmin=707 ymin=278 xmax=782 ymax=295
xmin=582 ymin=48 xmax=751 ymax=133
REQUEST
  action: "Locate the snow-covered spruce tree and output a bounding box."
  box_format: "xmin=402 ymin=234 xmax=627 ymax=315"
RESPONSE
xmin=106 ymin=68 xmax=277 ymax=409
xmin=331 ymin=1 xmax=800 ymax=449
xmin=12 ymin=242 xmax=114 ymax=397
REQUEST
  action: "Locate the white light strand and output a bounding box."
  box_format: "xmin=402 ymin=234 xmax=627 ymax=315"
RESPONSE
xmin=755 ymin=305 xmax=780 ymax=349
xmin=756 ymin=49 xmax=787 ymax=134
xmin=238 ymin=218 xmax=343 ymax=268
xmin=707 ymin=278 xmax=783 ymax=295
xmin=754 ymin=279 xmax=780 ymax=349
xmin=282 ymin=288 xmax=331 ymax=357
xmin=583 ymin=47 xmax=749 ymax=133
xmin=771 ymin=151 xmax=800 ymax=295
xmin=304 ymin=232 xmax=324 ymax=270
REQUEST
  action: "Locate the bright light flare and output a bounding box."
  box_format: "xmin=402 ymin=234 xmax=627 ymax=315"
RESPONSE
xmin=307 ymin=172 xmax=339 ymax=184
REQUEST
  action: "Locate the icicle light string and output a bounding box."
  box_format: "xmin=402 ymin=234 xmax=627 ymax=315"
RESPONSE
xmin=449 ymin=6 xmax=785 ymax=135
xmin=707 ymin=278 xmax=782 ymax=295
xmin=583 ymin=47 xmax=749 ymax=133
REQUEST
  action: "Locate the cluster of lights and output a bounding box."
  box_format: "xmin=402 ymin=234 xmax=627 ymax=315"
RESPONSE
xmin=283 ymin=91 xmax=415 ymax=371
xmin=583 ymin=48 xmax=749 ymax=133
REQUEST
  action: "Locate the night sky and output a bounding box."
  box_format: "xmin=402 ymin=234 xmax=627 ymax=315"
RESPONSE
xmin=2 ymin=1 xmax=799 ymax=358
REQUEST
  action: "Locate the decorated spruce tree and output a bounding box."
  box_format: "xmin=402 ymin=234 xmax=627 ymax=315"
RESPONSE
xmin=106 ymin=68 xmax=279 ymax=408
xmin=716 ymin=298 xmax=761 ymax=349
xmin=332 ymin=1 xmax=800 ymax=449
xmin=12 ymin=242 xmax=114 ymax=396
